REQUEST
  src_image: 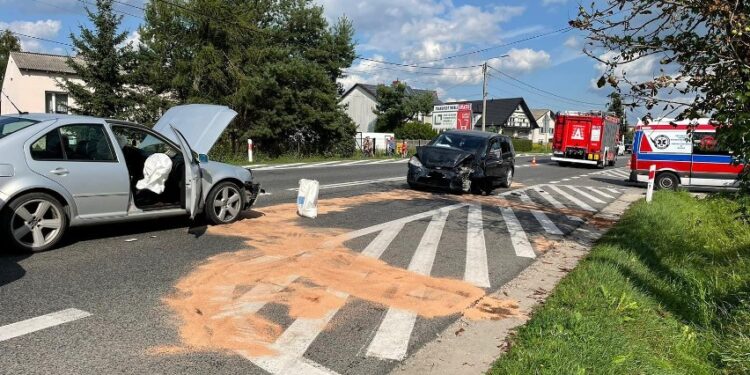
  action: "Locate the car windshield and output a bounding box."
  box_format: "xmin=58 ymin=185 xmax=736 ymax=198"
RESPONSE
xmin=0 ymin=116 xmax=38 ymax=139
xmin=429 ymin=133 xmax=486 ymax=153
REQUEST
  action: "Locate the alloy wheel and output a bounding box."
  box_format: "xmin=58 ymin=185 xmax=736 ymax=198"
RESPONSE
xmin=212 ymin=185 xmax=242 ymax=222
xmin=10 ymin=199 xmax=63 ymax=249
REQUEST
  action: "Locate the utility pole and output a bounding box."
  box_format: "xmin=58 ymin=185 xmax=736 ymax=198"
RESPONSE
xmin=482 ymin=61 xmax=488 ymax=132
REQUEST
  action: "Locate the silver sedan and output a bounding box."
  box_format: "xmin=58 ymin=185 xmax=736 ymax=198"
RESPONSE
xmin=0 ymin=104 xmax=260 ymax=252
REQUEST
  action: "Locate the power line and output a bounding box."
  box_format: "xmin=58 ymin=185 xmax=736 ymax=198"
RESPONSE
xmin=487 ymin=66 xmax=605 ymax=107
xmin=412 ymin=26 xmax=573 ymax=64
xmin=354 ymin=57 xmax=484 ymax=70
xmin=5 ymin=31 xmax=74 ymax=47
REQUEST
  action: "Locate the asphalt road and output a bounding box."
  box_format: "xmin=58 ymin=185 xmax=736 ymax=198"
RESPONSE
xmin=0 ymin=155 xmax=634 ymax=375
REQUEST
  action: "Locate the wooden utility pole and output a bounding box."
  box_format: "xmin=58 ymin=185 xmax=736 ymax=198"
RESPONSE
xmin=482 ymin=62 xmax=488 ymax=132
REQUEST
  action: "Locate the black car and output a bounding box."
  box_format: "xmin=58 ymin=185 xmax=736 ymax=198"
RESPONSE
xmin=407 ymin=130 xmax=515 ymax=194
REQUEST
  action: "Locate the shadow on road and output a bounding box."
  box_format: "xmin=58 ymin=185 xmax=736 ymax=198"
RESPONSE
xmin=0 ymin=253 xmax=30 ymax=287
xmin=59 ymin=216 xmax=199 ymax=247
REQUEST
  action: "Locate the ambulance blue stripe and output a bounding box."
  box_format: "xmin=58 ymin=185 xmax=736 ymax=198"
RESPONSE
xmin=692 ymin=155 xmax=733 ymax=163
xmin=636 ymin=153 xmax=692 ymax=162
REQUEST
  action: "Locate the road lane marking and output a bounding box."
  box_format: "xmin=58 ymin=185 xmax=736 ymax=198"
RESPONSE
xmin=584 ymin=186 xmax=615 ymax=199
xmin=606 ymin=188 xmax=622 ymax=194
xmin=533 ymin=187 xmax=566 ymax=210
xmin=515 ymin=192 xmax=563 ymax=235
xmin=335 ymin=160 xmax=371 ymax=166
xmin=366 ymin=210 xmax=449 ymax=360
xmin=464 ymin=204 xmax=490 ymax=288
xmin=213 ymin=274 xmax=298 ymax=319
xmin=0 ymin=308 xmax=91 ymax=342
xmin=286 ymin=161 xmax=342 ymax=169
xmin=500 ymin=207 xmax=536 ymax=258
xmin=563 ymin=185 xmax=606 ymax=204
xmin=545 ymin=185 xmax=596 ymax=212
xmin=255 ymin=163 xmax=307 ymax=171
xmin=286 ymin=177 xmax=405 ymax=191
xmin=361 ymin=222 xmax=406 ymax=259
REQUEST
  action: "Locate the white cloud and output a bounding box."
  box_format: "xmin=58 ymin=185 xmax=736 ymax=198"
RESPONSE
xmin=121 ymin=30 xmax=141 ymax=48
xmin=491 ymin=48 xmax=551 ymax=73
xmin=592 ymin=51 xmax=661 ymax=89
xmin=0 ymin=20 xmax=62 ymax=52
xmin=542 ymin=0 xmax=567 ymax=6
xmin=563 ymin=36 xmax=579 ymax=49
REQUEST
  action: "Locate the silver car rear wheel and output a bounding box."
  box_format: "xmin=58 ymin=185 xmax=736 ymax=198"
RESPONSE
xmin=3 ymin=193 xmax=67 ymax=252
xmin=206 ymin=182 xmax=244 ymax=224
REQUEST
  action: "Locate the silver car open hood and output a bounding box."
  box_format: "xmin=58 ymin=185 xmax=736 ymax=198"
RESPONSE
xmin=153 ymin=104 xmax=238 ymax=154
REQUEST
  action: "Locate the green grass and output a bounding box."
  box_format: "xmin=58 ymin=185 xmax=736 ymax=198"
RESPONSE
xmin=490 ymin=191 xmax=750 ymax=374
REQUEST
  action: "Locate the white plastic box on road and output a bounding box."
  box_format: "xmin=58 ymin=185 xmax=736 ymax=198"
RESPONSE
xmin=297 ymin=179 xmax=320 ymax=218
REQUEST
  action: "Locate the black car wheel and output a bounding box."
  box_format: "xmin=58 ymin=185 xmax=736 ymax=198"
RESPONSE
xmin=1 ymin=192 xmax=68 ymax=253
xmin=655 ymin=172 xmax=679 ymax=191
xmin=500 ymin=168 xmax=513 ymax=188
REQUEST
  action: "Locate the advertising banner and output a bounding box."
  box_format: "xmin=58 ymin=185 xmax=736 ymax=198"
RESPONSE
xmin=433 ymin=103 xmax=473 ymax=130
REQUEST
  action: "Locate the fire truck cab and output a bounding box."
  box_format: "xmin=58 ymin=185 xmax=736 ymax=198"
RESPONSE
xmin=552 ymin=111 xmax=620 ymax=168
xmin=629 ymin=118 xmax=743 ymax=190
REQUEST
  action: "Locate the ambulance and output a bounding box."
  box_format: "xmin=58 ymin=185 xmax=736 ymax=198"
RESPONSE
xmin=552 ymin=111 xmax=620 ymax=168
xmin=629 ymin=118 xmax=743 ymax=190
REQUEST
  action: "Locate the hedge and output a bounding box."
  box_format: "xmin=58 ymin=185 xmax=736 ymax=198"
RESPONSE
xmin=511 ymin=138 xmax=533 ymax=152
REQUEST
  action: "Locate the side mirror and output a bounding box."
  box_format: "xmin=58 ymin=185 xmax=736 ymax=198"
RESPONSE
xmin=198 ymin=154 xmax=209 ymax=163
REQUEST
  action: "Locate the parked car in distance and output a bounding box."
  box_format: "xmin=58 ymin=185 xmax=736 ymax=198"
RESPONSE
xmin=0 ymin=104 xmax=260 ymax=253
xmin=407 ymin=130 xmax=515 ymax=194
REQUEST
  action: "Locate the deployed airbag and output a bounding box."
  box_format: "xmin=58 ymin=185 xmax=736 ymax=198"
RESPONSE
xmin=136 ymin=153 xmax=173 ymax=194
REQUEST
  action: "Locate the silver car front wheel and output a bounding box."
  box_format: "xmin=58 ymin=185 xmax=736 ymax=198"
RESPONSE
xmin=3 ymin=193 xmax=67 ymax=253
xmin=205 ymin=182 xmax=244 ymax=224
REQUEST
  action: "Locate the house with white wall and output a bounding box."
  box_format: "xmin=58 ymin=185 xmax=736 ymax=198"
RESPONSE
xmin=340 ymin=83 xmax=441 ymax=133
xmin=444 ymin=97 xmax=540 ymax=139
xmin=530 ymin=109 xmax=555 ymax=145
xmin=1 ymin=51 xmax=83 ymax=115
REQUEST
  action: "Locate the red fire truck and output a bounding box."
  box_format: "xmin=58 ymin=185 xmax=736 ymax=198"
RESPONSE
xmin=552 ymin=111 xmax=621 ymax=168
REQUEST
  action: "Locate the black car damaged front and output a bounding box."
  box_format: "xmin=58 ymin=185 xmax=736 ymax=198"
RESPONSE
xmin=407 ymin=147 xmax=485 ymax=192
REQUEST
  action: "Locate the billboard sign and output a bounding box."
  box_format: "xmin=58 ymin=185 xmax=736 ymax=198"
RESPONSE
xmin=433 ymin=103 xmax=473 ymax=130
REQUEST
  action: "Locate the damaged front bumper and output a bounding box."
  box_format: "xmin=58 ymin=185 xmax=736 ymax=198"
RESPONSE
xmin=407 ymin=164 xmax=478 ymax=192
xmin=244 ymin=182 xmax=262 ymax=209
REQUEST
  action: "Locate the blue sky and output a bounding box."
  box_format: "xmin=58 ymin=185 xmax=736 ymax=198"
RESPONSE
xmin=0 ymin=0 xmax=658 ymax=122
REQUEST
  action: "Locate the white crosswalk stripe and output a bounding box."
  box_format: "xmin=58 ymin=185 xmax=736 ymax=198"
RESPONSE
xmin=563 ymin=185 xmax=606 ymax=204
xmin=545 ymin=185 xmax=597 ymax=212
xmin=585 ymin=186 xmax=615 ymax=199
xmin=500 ymin=207 xmax=536 ymax=258
xmin=366 ymin=209 xmax=449 ymax=360
xmin=465 ymin=204 xmax=491 ymax=288
xmin=515 ymin=191 xmax=563 ymax=235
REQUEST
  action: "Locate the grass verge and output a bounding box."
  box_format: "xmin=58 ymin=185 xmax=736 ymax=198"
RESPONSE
xmin=490 ymin=191 xmax=750 ymax=374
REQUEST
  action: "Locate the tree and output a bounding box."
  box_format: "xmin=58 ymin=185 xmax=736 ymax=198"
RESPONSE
xmin=374 ymin=82 xmax=435 ymax=132
xmin=572 ymin=1 xmax=750 ymax=182
xmin=394 ymin=121 xmax=438 ymax=140
xmin=607 ymin=91 xmax=629 ymax=137
xmin=138 ymin=0 xmax=357 ymax=157
xmin=60 ymin=0 xmax=139 ymax=119
xmin=0 ymin=30 xmax=20 ymax=85
xmin=0 ymin=30 xmax=21 ymax=113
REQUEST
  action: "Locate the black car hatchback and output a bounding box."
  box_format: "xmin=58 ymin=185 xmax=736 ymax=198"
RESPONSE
xmin=407 ymin=130 xmax=515 ymax=194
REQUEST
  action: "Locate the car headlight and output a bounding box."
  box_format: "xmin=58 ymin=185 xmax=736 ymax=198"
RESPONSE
xmin=409 ymin=156 xmax=423 ymax=168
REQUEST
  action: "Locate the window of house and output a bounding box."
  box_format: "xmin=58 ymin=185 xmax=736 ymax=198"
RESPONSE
xmin=45 ymin=92 xmax=69 ymax=114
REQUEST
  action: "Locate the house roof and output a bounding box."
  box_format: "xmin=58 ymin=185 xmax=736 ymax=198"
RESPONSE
xmin=446 ymin=97 xmax=539 ymax=129
xmin=342 ymin=83 xmax=443 ymax=105
xmin=530 ymin=109 xmax=554 ymax=121
xmin=10 ymin=51 xmax=82 ymax=75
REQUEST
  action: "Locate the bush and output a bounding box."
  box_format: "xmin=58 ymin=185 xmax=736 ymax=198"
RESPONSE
xmin=511 ymin=138 xmax=533 ymax=152
xmin=394 ymin=121 xmax=438 ymax=140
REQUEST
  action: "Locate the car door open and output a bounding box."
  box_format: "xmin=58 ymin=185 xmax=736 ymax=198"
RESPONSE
xmin=170 ymin=126 xmax=202 ymax=219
